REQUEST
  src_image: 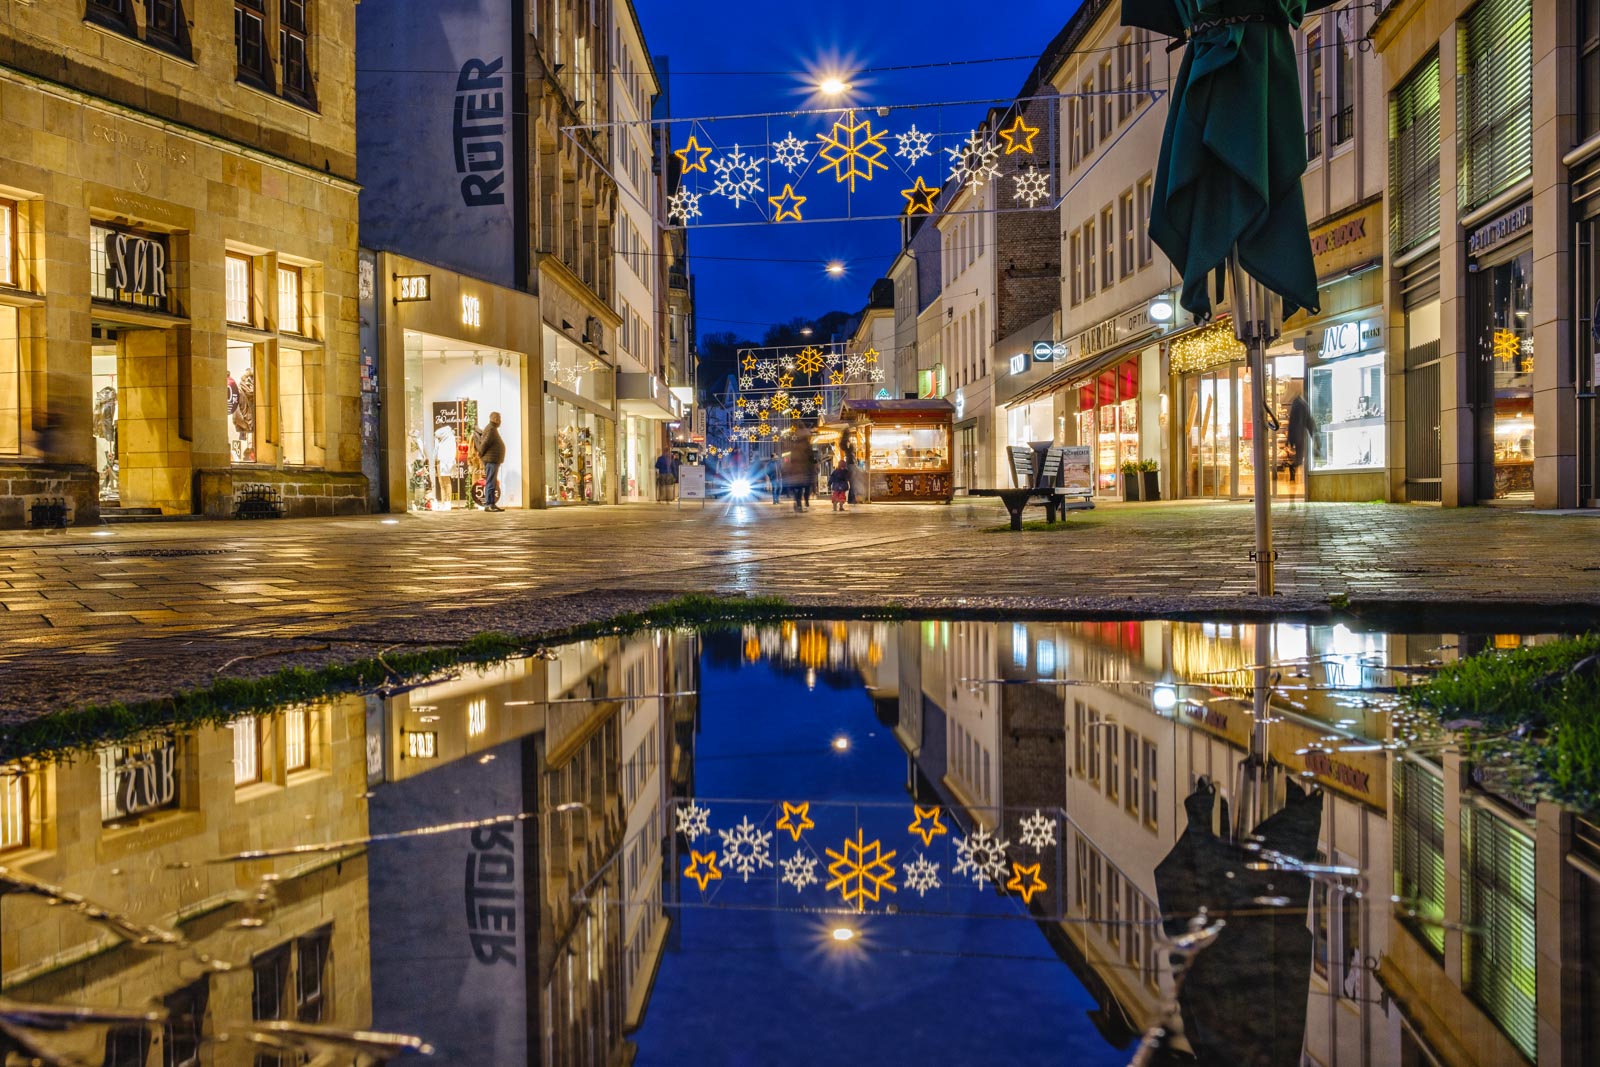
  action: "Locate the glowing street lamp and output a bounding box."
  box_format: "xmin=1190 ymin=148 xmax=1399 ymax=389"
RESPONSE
xmin=825 ymin=261 xmax=847 ymax=278
xmin=818 ymin=77 xmax=852 ymax=97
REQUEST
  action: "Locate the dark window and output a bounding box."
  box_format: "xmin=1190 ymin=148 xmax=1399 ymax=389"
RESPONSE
xmin=1457 ymin=0 xmax=1533 ymax=209
xmin=1389 ymin=54 xmax=1442 ymax=255
xmin=280 ymin=0 xmax=314 ymax=104
xmin=1305 ymin=27 xmax=1324 ymax=161
xmin=296 ymin=926 xmax=332 ymax=1022
xmin=1332 ymin=17 xmax=1355 ymax=146
xmin=85 ymin=0 xmax=136 ymax=34
xmin=252 ymin=944 xmax=291 ymax=1021
xmin=162 ymin=979 xmax=208 ymax=1067
xmin=1582 ymin=0 xmax=1600 ymax=140
xmin=144 ymin=0 xmax=190 ymax=56
xmin=102 ymin=1025 xmax=150 ymax=1067
xmin=235 ymin=0 xmax=274 ymax=90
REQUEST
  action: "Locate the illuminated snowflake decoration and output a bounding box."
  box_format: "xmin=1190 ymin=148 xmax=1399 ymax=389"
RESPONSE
xmin=903 ymin=853 xmax=942 ymax=897
xmin=870 ymin=368 xmax=886 ymax=383
xmin=781 ymin=852 xmax=818 ymax=892
xmin=732 ymin=408 xmax=745 ymax=421
xmin=771 ymin=132 xmax=810 ymax=172
xmin=816 ymin=111 xmax=891 ymax=192
xmin=667 ymin=189 xmax=703 ymax=225
xmin=824 ymin=348 xmax=845 ymax=366
xmin=796 ymin=347 xmax=826 ymax=375
xmin=1013 ymin=168 xmax=1051 ymax=208
xmin=711 ymin=144 xmax=765 ymax=207
xmin=755 ymin=360 xmax=779 ymax=381
xmin=780 ymin=356 xmax=797 ymax=372
xmin=845 ymin=355 xmax=869 ymax=377
xmin=946 ymin=131 xmax=1000 ymax=189
xmin=718 ymin=816 xmax=774 ymax=882
xmin=739 ymin=375 xmax=755 ymax=390
xmin=770 ymin=391 xmax=792 ymax=411
xmin=675 ymin=800 xmax=711 ymax=842
xmin=896 ymin=124 xmax=934 ymax=164
xmin=1019 ymin=809 xmax=1057 ymax=853
xmin=953 ymin=828 xmax=1010 ymax=890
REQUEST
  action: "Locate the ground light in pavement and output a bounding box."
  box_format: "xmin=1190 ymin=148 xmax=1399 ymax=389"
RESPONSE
xmin=1 ymin=617 xmax=1596 ymax=1066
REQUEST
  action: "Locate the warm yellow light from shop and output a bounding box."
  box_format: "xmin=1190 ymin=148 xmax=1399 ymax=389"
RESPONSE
xmin=1168 ymin=318 xmax=1246 ymax=374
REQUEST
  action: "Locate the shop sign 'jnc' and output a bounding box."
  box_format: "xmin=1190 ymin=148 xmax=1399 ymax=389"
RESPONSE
xmin=1319 ymin=318 xmax=1382 ymax=360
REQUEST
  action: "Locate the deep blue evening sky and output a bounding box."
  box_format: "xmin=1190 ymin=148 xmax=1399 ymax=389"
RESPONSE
xmin=634 ymin=0 xmax=1082 ymax=342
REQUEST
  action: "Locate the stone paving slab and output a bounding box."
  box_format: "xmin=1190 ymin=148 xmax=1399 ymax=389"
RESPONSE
xmin=1 ymin=498 xmax=1598 ymax=720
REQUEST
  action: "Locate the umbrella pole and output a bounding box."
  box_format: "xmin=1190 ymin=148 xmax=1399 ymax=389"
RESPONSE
xmin=1228 ymin=251 xmax=1281 ymax=597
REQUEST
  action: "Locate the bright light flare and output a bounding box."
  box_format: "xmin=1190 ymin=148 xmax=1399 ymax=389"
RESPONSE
xmin=826 ymin=261 xmax=847 ymax=277
xmin=729 ymin=478 xmax=753 ymax=500
xmin=819 ymin=77 xmax=851 ymax=96
xmin=831 ymin=927 xmax=856 ymax=942
xmin=832 ymin=736 xmax=851 ymax=752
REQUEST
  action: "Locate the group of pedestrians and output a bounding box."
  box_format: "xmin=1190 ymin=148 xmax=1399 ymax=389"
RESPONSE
xmin=744 ymin=435 xmax=853 ymax=513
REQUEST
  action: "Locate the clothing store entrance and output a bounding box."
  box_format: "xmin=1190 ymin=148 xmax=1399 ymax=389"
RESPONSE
xmin=91 ymin=337 xmax=121 ymax=506
xmin=402 ymin=330 xmax=527 ymax=512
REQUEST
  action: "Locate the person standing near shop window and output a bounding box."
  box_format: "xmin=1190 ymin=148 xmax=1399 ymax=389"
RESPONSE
xmin=655 ymin=450 xmax=675 ymax=502
xmin=1287 ymin=393 xmax=1316 ymax=500
xmin=477 ymin=412 xmax=508 ymax=512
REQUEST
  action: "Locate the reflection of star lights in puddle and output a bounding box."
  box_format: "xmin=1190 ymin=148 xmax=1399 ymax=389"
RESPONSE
xmin=831 ymin=927 xmax=855 ymax=942
xmin=832 ymin=736 xmax=850 ymax=752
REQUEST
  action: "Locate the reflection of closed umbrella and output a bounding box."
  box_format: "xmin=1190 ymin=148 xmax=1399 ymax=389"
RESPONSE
xmin=1121 ymin=0 xmax=1335 ymax=594
xmin=1152 ymin=778 xmax=1323 ymax=1066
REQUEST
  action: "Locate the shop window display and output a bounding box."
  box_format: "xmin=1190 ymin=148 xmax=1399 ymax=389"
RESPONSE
xmin=544 ymin=399 xmax=611 ymax=504
xmin=92 ymin=344 xmax=119 ymax=500
xmin=1479 ymin=250 xmax=1535 ymax=498
xmin=1076 ymin=363 xmax=1138 ymax=493
xmin=1309 ymin=349 xmax=1385 ymax=471
xmin=2 ymin=306 xmax=23 ymax=456
xmin=403 ymin=331 xmax=524 ymax=511
xmin=227 ymin=340 xmax=258 ymax=464
xmin=866 ymin=426 xmax=947 ymax=471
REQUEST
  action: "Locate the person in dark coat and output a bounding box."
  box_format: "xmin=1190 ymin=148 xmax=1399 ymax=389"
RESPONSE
xmin=476 ymin=412 xmax=508 ymax=511
xmin=1286 ymin=393 xmax=1316 ymax=487
xmin=828 ymin=460 xmax=851 ymax=511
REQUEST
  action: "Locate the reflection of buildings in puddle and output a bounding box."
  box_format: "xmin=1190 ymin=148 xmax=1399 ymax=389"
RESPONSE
xmin=0 ymin=702 xmax=372 ymax=1063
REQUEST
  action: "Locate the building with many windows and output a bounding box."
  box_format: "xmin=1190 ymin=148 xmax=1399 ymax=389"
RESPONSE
xmin=1 ymin=0 xmax=366 ymax=525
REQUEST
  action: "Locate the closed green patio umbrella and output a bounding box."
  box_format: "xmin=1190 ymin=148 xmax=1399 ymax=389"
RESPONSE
xmin=1122 ymin=0 xmax=1337 ymax=593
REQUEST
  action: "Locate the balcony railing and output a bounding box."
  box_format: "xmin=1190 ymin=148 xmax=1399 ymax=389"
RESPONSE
xmin=1306 ymin=123 xmax=1323 ymax=162
xmin=1332 ymin=107 xmax=1354 ymax=147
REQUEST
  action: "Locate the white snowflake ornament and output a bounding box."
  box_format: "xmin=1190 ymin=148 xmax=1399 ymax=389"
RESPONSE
xmin=1013 ymin=168 xmax=1051 ymax=208
xmin=718 ymin=816 xmax=774 ymax=882
xmin=903 ymin=853 xmax=942 ymax=897
xmin=675 ymin=800 xmax=711 ymax=842
xmin=946 ymin=131 xmax=1000 ymax=189
xmin=953 ymin=828 xmax=1010 ymax=889
xmin=667 ymin=189 xmax=702 ymax=225
xmin=780 ymin=852 xmax=818 ymax=892
xmin=1019 ymin=809 xmax=1058 ymax=852
xmin=870 ymin=368 xmax=886 ymax=383
xmin=896 ymin=124 xmax=934 ymax=164
xmin=771 ymin=132 xmax=810 ymax=172
xmin=739 ymin=375 xmax=755 ymax=389
xmin=711 ymin=144 xmax=765 ymax=206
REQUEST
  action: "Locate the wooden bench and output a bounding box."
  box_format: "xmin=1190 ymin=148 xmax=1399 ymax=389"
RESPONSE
xmin=970 ymin=446 xmax=1094 ymax=530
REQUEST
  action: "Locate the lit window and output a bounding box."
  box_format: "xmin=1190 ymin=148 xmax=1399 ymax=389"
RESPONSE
xmin=226 ymin=253 xmax=253 ymax=325
xmin=277 ymin=264 xmax=301 ymax=333
xmin=284 ymin=708 xmax=310 ymax=771
xmin=0 ymin=198 xmax=15 ymax=287
xmin=1 ymin=768 xmax=29 ymax=852
xmin=232 ymin=716 xmax=262 ymax=785
xmin=1136 ymin=176 xmax=1154 ymax=268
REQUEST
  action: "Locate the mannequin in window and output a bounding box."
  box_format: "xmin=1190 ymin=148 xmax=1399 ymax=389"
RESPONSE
xmin=432 ymin=424 xmax=456 ymax=505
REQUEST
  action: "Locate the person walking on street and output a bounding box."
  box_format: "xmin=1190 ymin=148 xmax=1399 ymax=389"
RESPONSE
xmin=655 ymin=450 xmax=675 ymax=503
xmin=797 ymin=439 xmax=817 ymax=511
xmin=767 ymin=454 xmax=783 ymax=505
xmin=828 ymin=460 xmax=851 ymax=511
xmin=477 ymin=412 xmax=508 ymax=511
xmin=1287 ymin=394 xmax=1316 ymax=500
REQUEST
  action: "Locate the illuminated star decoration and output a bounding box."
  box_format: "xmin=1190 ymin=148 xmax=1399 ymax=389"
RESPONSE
xmin=684 ymin=849 xmax=721 ymax=891
xmin=1013 ymin=168 xmax=1051 ymax=208
xmin=903 ymin=853 xmax=942 ymax=897
xmin=674 ymin=133 xmax=713 ymax=174
xmin=741 ymin=351 xmax=759 ymax=371
xmin=675 ymin=799 xmax=711 ymax=841
xmin=825 ymin=829 xmax=898 ymax=911
xmin=901 ymin=175 xmax=939 ymax=217
xmin=769 ymin=184 xmax=807 ymax=223
xmin=778 ymin=373 xmax=795 ymax=389
xmin=667 ymin=189 xmax=703 ymax=225
xmin=771 ymin=132 xmax=810 ymax=172
xmin=895 ymin=124 xmax=934 ymax=164
xmin=1005 ymin=862 xmax=1048 ymax=904
xmin=1018 ymin=809 xmax=1057 ymax=852
xmin=996 ymin=114 xmax=1041 ymax=155
xmin=718 ymin=816 xmax=774 ymax=882
xmin=829 ymin=369 xmax=846 ymax=386
xmin=816 ymin=111 xmax=890 ymax=193
xmin=863 ymin=348 xmax=879 ymax=364
xmin=946 ymin=130 xmax=1000 ymax=189
xmin=907 ymin=805 xmax=948 ymax=847
xmin=796 ymin=347 xmax=826 ymax=374
xmin=710 ymin=144 xmax=764 ymax=206
xmin=781 ymin=852 xmax=818 ymax=892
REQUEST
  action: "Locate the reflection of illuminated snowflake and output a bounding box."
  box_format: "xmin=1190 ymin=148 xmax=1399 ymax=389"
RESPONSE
xmin=718 ymin=816 xmax=774 ymax=882
xmin=953 ymin=828 xmax=1010 ymax=889
xmin=711 ymin=145 xmax=764 ymax=206
xmin=667 ymin=189 xmax=702 ymax=225
xmin=675 ymin=800 xmax=711 ymax=842
xmin=946 ymin=130 xmax=1000 ymax=189
xmin=870 ymin=368 xmax=886 ymax=383
xmin=796 ymin=347 xmax=826 ymax=374
xmin=1013 ymin=168 xmax=1051 ymax=208
xmin=781 ymin=852 xmax=818 ymax=892
xmin=1491 ymin=329 xmax=1521 ymax=364
xmin=771 ymin=133 xmax=810 ymax=172
xmin=824 ymin=348 xmax=845 ymax=367
xmin=896 ymin=124 xmax=934 ymax=164
xmin=1019 ymin=809 xmax=1057 ymax=852
xmin=904 ymin=853 xmax=942 ymax=897
xmin=825 ymin=829 xmax=898 ymax=910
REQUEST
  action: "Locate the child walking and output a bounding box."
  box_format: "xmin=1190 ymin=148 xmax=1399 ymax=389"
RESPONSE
xmin=828 ymin=460 xmax=851 ymax=511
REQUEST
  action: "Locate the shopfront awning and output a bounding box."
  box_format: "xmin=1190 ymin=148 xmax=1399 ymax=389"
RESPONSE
xmin=617 ymin=373 xmax=680 ymax=420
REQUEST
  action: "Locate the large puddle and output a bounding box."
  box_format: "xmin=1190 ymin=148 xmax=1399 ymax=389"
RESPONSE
xmin=1 ymin=619 xmax=1595 ymax=1065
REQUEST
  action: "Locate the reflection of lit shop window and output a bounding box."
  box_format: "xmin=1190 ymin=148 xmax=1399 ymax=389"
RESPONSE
xmin=99 ymin=737 xmax=182 ymax=827
xmin=0 ymin=765 xmax=34 ymax=853
xmin=1 ymin=305 xmax=20 ymax=456
xmin=232 ymin=715 xmax=264 ymax=786
xmin=468 ymin=698 xmax=488 ymax=738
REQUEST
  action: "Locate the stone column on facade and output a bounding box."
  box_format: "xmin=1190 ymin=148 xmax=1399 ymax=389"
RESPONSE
xmin=1533 ymin=802 xmax=1577 ymax=1067
xmin=1531 ymin=0 xmax=1578 ymax=508
xmin=1436 ymin=29 xmax=1474 ymax=507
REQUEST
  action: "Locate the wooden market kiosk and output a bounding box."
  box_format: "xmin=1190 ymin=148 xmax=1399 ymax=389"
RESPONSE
xmin=836 ymin=399 xmax=955 ymax=503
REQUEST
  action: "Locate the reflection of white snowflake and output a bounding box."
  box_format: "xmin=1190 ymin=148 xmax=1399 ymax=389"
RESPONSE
xmin=676 ymin=800 xmax=711 ymax=842
xmin=771 ymin=132 xmax=810 ymax=172
xmin=1019 ymin=809 xmax=1057 ymax=852
xmin=781 ymin=852 xmax=818 ymax=892
xmin=711 ymin=145 xmax=765 ymax=206
xmin=896 ymin=124 xmax=934 ymax=164
xmin=870 ymin=368 xmax=886 ymax=384
xmin=667 ymin=189 xmax=702 ymax=225
xmin=845 ymin=355 xmax=868 ymax=377
xmin=1013 ymin=168 xmax=1051 ymax=208
xmin=718 ymin=816 xmax=774 ymax=882
xmin=946 ymin=131 xmax=1000 ymax=189
xmin=953 ymin=828 xmax=1010 ymax=889
xmin=904 ymin=853 xmax=942 ymax=897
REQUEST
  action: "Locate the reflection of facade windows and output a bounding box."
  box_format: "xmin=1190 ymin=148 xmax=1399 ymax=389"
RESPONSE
xmin=297 ymin=926 xmax=333 ymax=1021
xmin=280 ymin=0 xmax=315 ymax=105
xmin=0 ymin=197 xmax=15 ymax=287
xmin=1394 ymin=760 xmax=1446 ymax=956
xmin=99 ymin=737 xmax=182 ymax=826
xmin=232 ymin=715 xmax=263 ymax=786
xmin=1462 ymin=806 xmax=1538 ymax=1062
xmin=285 ymin=708 xmax=311 ymax=772
xmin=164 ymin=979 xmax=209 ymax=1067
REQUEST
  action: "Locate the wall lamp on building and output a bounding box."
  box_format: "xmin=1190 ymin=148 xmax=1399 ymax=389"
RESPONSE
xmin=1148 ymin=294 xmax=1176 ymax=325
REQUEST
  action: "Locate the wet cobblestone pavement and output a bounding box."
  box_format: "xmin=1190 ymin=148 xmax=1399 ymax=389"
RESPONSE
xmin=2 ymin=498 xmax=1598 ymax=718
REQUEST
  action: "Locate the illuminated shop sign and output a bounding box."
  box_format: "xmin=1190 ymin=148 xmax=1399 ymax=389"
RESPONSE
xmin=405 ymin=730 xmax=439 ymax=759
xmin=1010 ymin=353 xmax=1028 ymax=375
xmin=100 ymin=737 xmax=180 ymax=823
xmin=94 ymin=226 xmax=169 ymax=302
xmin=395 ymin=274 xmax=431 ymax=302
xmin=461 ymin=293 xmax=482 ymax=328
xmin=1318 ymin=318 xmax=1382 ymax=360
xmin=1467 ymin=202 xmax=1531 ymax=257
